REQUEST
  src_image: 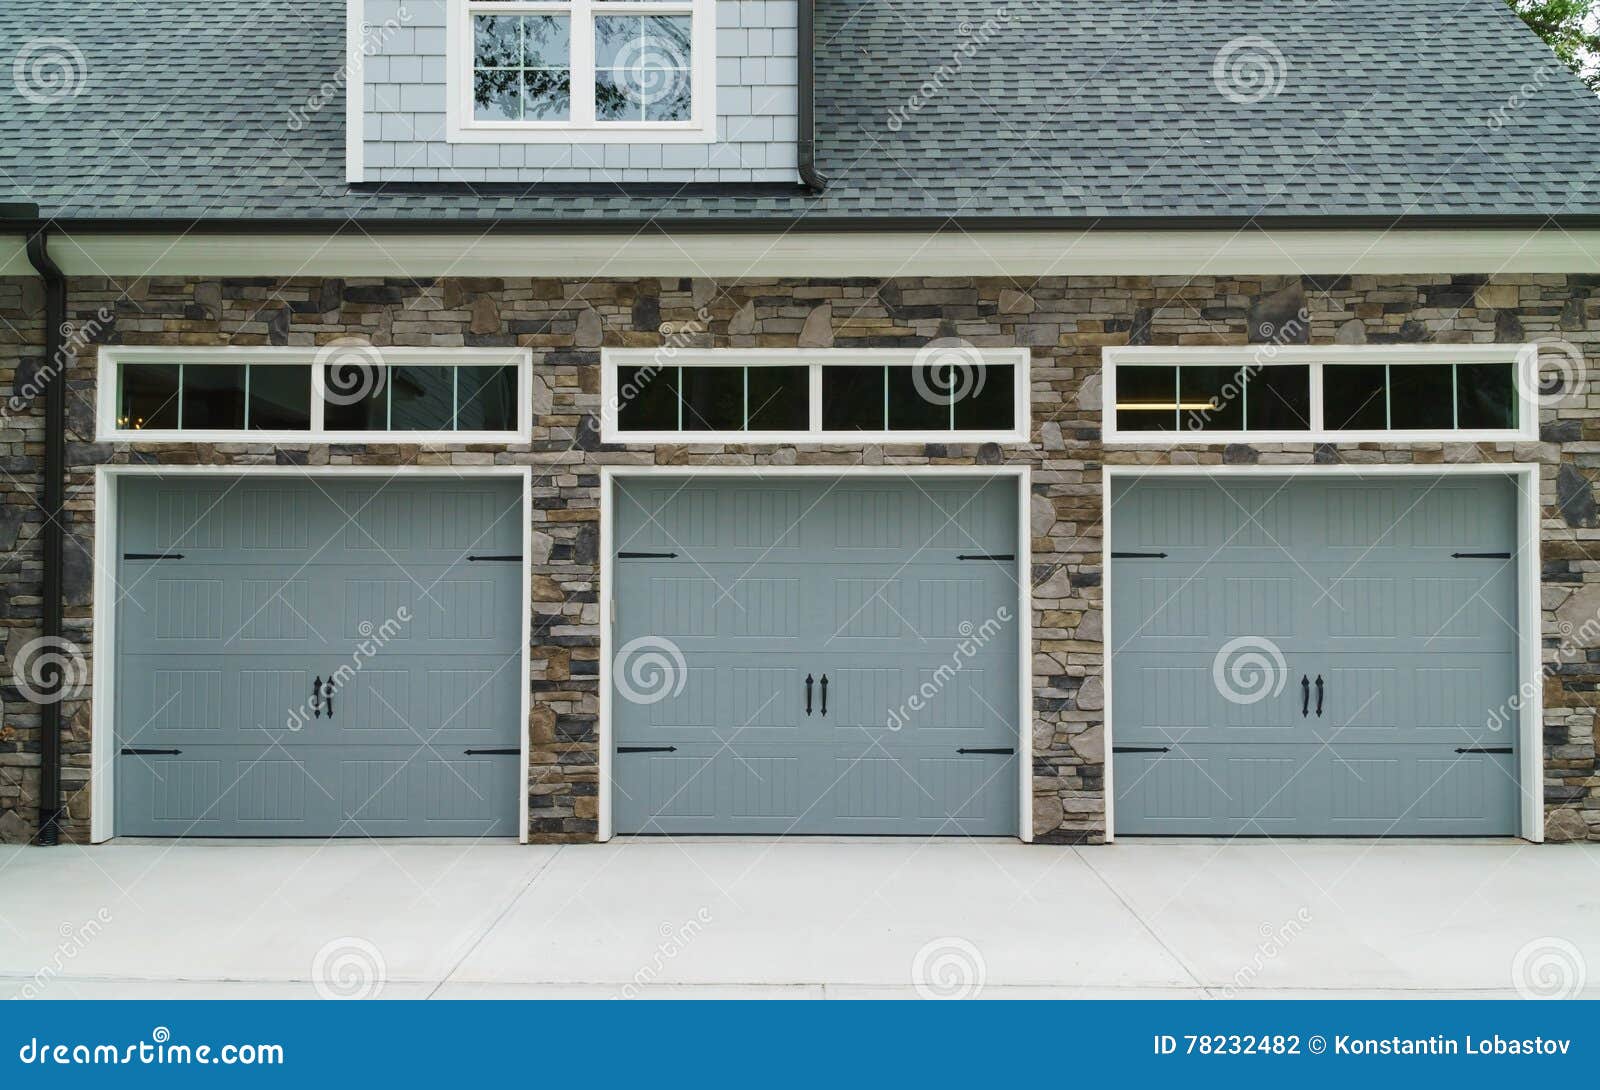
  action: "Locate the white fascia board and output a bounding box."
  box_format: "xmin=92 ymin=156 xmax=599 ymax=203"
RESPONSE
xmin=12 ymin=227 xmax=1600 ymax=279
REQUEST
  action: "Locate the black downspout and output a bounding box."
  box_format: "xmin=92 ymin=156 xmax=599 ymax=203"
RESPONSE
xmin=22 ymin=223 xmax=65 ymax=846
xmin=797 ymin=0 xmax=826 ymax=193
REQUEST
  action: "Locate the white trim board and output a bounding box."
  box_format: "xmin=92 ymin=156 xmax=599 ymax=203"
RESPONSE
xmin=597 ymin=465 xmax=1034 ymax=843
xmin=600 ymin=347 xmax=1031 ymax=444
xmin=89 ymin=464 xmax=535 ymax=845
xmin=13 ymin=228 xmax=1600 ymax=278
xmin=1099 ymin=463 xmax=1544 ymax=844
xmin=1102 ymin=344 xmax=1540 ymax=445
xmin=96 ymin=345 xmax=534 ymax=444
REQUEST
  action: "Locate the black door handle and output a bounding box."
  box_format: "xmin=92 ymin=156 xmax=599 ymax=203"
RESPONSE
xmin=805 ymin=674 xmax=813 ymax=717
xmin=324 ymin=677 xmax=335 ymax=720
xmin=1300 ymin=675 xmax=1309 ymax=718
xmin=820 ymin=674 xmax=828 ymax=717
xmin=1314 ymin=675 xmax=1324 ymax=718
xmin=312 ymin=675 xmax=323 ymax=719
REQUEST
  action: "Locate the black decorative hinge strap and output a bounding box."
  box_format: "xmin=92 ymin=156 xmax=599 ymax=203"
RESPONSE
xmin=617 ymin=746 xmax=678 ymax=754
xmin=1112 ymin=552 xmax=1168 ymax=559
xmin=956 ymin=747 xmax=1015 ymax=755
xmin=617 ymin=552 xmax=678 ymax=559
xmin=123 ymin=553 xmax=185 ymax=561
xmin=1452 ymin=552 xmax=1512 ymax=559
xmin=1113 ymin=746 xmax=1172 ymax=753
xmin=464 ymin=748 xmax=520 ymax=756
xmin=467 ymin=555 xmax=522 ymax=562
xmin=120 ymin=748 xmax=181 ymax=756
xmin=957 ymin=554 xmax=1015 ymax=561
xmin=1455 ymin=746 xmax=1514 ymax=754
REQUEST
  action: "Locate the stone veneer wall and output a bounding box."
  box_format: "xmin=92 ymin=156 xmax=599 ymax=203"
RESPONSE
xmin=0 ymin=272 xmax=1596 ymax=845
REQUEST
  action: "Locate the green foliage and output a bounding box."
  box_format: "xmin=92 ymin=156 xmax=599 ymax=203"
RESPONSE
xmin=1505 ymin=0 xmax=1600 ymax=91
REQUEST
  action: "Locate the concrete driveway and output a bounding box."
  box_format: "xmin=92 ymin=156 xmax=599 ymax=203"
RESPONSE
xmin=1 ymin=839 xmax=1596 ymax=999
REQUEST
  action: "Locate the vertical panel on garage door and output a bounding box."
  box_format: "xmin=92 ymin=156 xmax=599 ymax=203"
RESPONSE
xmin=1111 ymin=476 xmax=1520 ymax=836
xmin=611 ymin=477 xmax=1020 ymax=835
xmin=115 ymin=477 xmax=524 ymax=837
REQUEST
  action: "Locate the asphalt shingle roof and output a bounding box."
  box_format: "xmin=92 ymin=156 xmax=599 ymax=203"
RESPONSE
xmin=2 ymin=0 xmax=1599 ymax=225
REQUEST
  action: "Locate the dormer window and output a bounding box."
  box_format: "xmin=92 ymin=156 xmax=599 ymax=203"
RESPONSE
xmin=447 ymin=0 xmax=715 ymax=143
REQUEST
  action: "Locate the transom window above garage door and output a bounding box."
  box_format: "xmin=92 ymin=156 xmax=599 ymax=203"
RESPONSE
xmin=1103 ymin=345 xmax=1541 ymax=443
xmin=601 ymin=348 xmax=1030 ymax=443
xmin=97 ymin=346 xmax=532 ymax=442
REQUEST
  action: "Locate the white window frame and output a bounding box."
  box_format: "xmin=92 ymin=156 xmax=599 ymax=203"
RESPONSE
xmin=600 ymin=348 xmax=1032 ymax=444
xmin=1102 ymin=344 xmax=1541 ymax=444
xmin=446 ymin=0 xmax=717 ymax=144
xmin=96 ymin=346 xmax=534 ymax=444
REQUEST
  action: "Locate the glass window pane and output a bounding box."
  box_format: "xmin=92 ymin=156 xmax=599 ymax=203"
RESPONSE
xmin=1324 ymin=364 xmax=1387 ymax=430
xmin=953 ymin=363 xmax=1015 ymax=431
xmin=180 ymin=364 xmax=246 ymax=429
xmin=1245 ymin=365 xmax=1311 ymax=431
xmin=1388 ymin=364 xmax=1454 ymax=430
xmin=523 ymin=69 xmax=570 ymax=121
xmin=1456 ymin=362 xmax=1515 ymax=430
xmin=247 ymin=365 xmax=310 ymax=431
xmin=822 ymin=366 xmax=885 ymax=431
xmin=595 ymin=14 xmax=691 ymax=123
xmin=474 ymin=69 xmax=520 ymax=120
xmin=615 ymin=364 xmax=678 ymax=431
xmin=474 ymin=14 xmax=520 ymax=68
xmin=1114 ymin=366 xmax=1177 ymax=432
xmin=1177 ymin=365 xmax=1244 ymax=433
xmin=887 ymin=365 xmax=950 ymax=430
xmin=680 ymin=366 xmax=743 ymax=431
xmin=118 ymin=363 xmax=180 ymax=430
xmin=521 ymin=15 xmax=569 ymax=67
xmin=456 ymin=365 xmax=519 ymax=431
xmin=746 ymin=366 xmax=808 ymax=431
xmin=388 ymin=366 xmax=455 ymax=431
xmin=323 ymin=365 xmax=388 ymax=431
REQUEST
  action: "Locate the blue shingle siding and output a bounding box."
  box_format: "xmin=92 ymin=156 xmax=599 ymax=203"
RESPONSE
xmin=360 ymin=0 xmax=799 ymax=183
xmin=3 ymin=0 xmax=1600 ymax=221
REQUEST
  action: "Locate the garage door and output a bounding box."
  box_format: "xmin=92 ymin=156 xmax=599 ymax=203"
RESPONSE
xmin=612 ymin=477 xmax=1019 ymax=835
xmin=114 ymin=477 xmax=524 ymax=837
xmin=1111 ymin=476 xmax=1521 ymax=836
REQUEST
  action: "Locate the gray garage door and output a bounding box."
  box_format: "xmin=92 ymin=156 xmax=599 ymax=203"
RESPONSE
xmin=612 ymin=477 xmax=1019 ymax=835
xmin=1111 ymin=476 xmax=1521 ymax=836
xmin=115 ymin=477 xmax=523 ymax=837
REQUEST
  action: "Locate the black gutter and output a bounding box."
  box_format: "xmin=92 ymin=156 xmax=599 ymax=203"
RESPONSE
xmin=12 ymin=213 xmax=1600 ymax=234
xmin=10 ymin=207 xmax=64 ymax=846
xmin=797 ymin=0 xmax=826 ymax=193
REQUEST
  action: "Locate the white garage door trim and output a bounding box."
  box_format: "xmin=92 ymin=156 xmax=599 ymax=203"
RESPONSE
xmin=598 ymin=465 xmax=1034 ymax=842
xmin=1101 ymin=462 xmax=1543 ymax=843
xmin=89 ymin=464 xmax=535 ymax=844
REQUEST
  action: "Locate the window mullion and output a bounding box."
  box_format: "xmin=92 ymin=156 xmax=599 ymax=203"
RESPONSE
xmin=572 ymin=0 xmax=596 ymax=127
xmin=808 ymin=364 xmax=822 ymax=433
xmin=310 ymin=364 xmax=326 ymax=434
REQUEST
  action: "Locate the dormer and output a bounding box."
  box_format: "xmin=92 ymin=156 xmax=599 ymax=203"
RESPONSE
xmin=348 ymin=0 xmax=800 ymax=183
